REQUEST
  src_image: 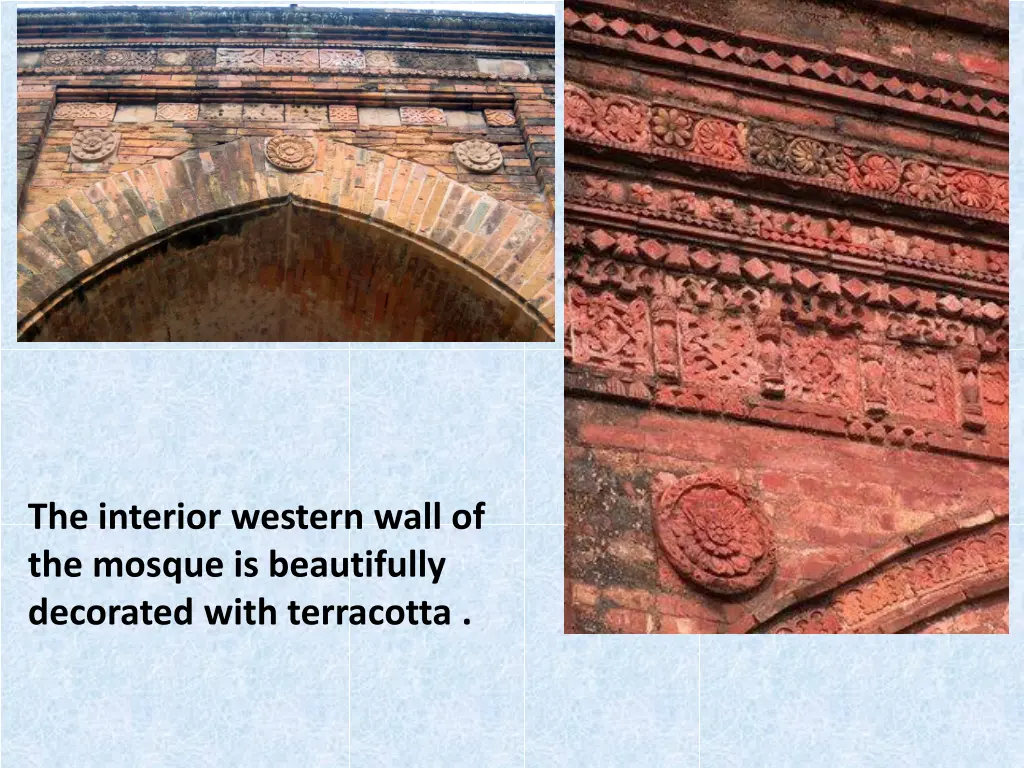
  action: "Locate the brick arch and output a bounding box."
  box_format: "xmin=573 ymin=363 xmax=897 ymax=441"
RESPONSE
xmin=17 ymin=136 xmax=555 ymax=340
xmin=735 ymin=511 xmax=1009 ymax=634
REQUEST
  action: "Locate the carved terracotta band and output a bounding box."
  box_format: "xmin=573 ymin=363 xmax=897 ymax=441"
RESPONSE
xmin=566 ymin=172 xmax=1008 ymax=286
xmin=22 ymin=46 xmax=550 ymax=82
xmin=739 ymin=515 xmax=1009 ymax=634
xmin=564 ymin=7 xmax=1007 ymax=124
xmin=566 ymin=84 xmax=1008 ymax=224
xmin=567 ymin=231 xmax=1008 ymax=336
xmin=565 ymin=362 xmax=1007 ymax=463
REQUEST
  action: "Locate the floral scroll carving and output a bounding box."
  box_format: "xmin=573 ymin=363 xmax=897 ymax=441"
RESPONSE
xmin=566 ymin=83 xmax=1009 ymax=220
xmin=568 ymin=286 xmax=651 ymax=374
xmin=565 ymin=84 xmax=650 ymax=149
xmin=654 ymin=473 xmax=775 ymax=595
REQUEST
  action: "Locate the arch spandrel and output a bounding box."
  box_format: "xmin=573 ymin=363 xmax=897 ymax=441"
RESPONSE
xmin=17 ymin=137 xmax=555 ymax=341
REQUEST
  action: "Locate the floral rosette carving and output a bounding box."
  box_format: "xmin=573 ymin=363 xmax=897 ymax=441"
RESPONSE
xmin=565 ymin=84 xmax=601 ymax=141
xmin=786 ymin=137 xmax=844 ymax=180
xmin=565 ymin=83 xmax=650 ymax=148
xmin=652 ymin=107 xmax=693 ymax=148
xmin=69 ymin=128 xmax=118 ymax=162
xmin=850 ymin=152 xmax=901 ymax=194
xmin=454 ymin=140 xmax=503 ymax=173
xmin=946 ymin=170 xmax=994 ymax=212
xmin=692 ymin=118 xmax=742 ymax=163
xmin=598 ymin=96 xmax=650 ymax=147
xmin=654 ymin=473 xmax=775 ymax=595
xmin=264 ymin=134 xmax=316 ymax=171
xmin=747 ymin=126 xmax=788 ymax=170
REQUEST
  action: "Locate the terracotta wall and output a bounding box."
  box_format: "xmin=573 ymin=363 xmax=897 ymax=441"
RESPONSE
xmin=564 ymin=0 xmax=1008 ymax=633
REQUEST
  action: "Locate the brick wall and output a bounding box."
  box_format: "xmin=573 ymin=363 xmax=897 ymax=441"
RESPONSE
xmin=564 ymin=0 xmax=1008 ymax=633
xmin=16 ymin=7 xmax=555 ymax=341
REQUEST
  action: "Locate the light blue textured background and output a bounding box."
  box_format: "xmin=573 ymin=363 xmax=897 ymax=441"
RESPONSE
xmin=2 ymin=2 xmax=1022 ymax=767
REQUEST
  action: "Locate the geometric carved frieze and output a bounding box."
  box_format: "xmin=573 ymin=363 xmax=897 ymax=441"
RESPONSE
xmin=319 ymin=49 xmax=366 ymax=70
xmin=41 ymin=48 xmax=155 ymax=69
xmin=53 ymin=102 xmax=117 ymax=120
xmin=364 ymin=51 xmax=397 ymax=69
xmin=564 ymin=8 xmax=1008 ymax=124
xmin=566 ymin=229 xmax=1008 ymax=343
xmin=155 ymin=103 xmax=199 ymax=121
xmin=564 ymin=272 xmax=1009 ymax=459
xmin=285 ymin=104 xmax=327 ymax=123
xmin=566 ymin=84 xmax=1009 ymax=222
xmin=328 ymin=105 xmax=359 ymax=124
xmin=25 ymin=45 xmax=551 ymax=81
xmin=264 ymin=48 xmax=319 ymax=68
xmin=216 ymin=48 xmax=263 ymax=68
xmin=156 ymin=49 xmax=216 ymax=67
xmin=563 ymin=358 xmax=1009 ymax=462
xmin=567 ymin=173 xmax=1007 ymax=284
xmin=653 ymin=473 xmax=775 ymax=596
xmin=400 ymin=107 xmax=446 ymax=126
xmin=484 ymin=109 xmax=517 ymax=126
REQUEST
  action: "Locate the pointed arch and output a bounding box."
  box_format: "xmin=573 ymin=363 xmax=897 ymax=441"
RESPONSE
xmin=17 ymin=137 xmax=555 ymax=340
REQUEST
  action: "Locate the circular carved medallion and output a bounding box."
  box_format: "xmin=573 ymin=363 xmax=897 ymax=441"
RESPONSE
xmin=454 ymin=140 xmax=503 ymax=173
xmin=654 ymin=473 xmax=775 ymax=595
xmin=70 ymin=128 xmax=118 ymax=162
xmin=265 ymin=135 xmax=316 ymax=171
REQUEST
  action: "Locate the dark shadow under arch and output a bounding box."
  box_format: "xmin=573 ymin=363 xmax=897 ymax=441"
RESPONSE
xmin=21 ymin=199 xmax=550 ymax=342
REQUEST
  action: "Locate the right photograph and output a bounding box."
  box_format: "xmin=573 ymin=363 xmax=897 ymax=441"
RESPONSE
xmin=563 ymin=0 xmax=1009 ymax=633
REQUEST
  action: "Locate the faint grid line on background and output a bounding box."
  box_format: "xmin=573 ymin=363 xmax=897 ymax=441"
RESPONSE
xmin=523 ymin=342 xmax=528 ymax=767
xmin=347 ymin=344 xmax=352 ymax=768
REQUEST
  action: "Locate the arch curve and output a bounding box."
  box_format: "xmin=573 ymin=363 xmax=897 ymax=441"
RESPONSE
xmin=17 ymin=137 xmax=555 ymax=341
xmin=735 ymin=510 xmax=1009 ymax=634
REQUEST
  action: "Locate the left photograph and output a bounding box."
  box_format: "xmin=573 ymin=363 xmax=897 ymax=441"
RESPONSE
xmin=15 ymin=5 xmax=555 ymax=342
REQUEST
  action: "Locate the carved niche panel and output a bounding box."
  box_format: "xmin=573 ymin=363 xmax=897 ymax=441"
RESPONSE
xmin=654 ymin=473 xmax=775 ymax=596
xmin=567 ymin=286 xmax=651 ymax=374
xmin=886 ymin=346 xmax=957 ymax=423
xmin=678 ymin=309 xmax=758 ymax=390
xmin=782 ymin=328 xmax=861 ymax=410
xmin=980 ymin=361 xmax=1009 ymax=429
